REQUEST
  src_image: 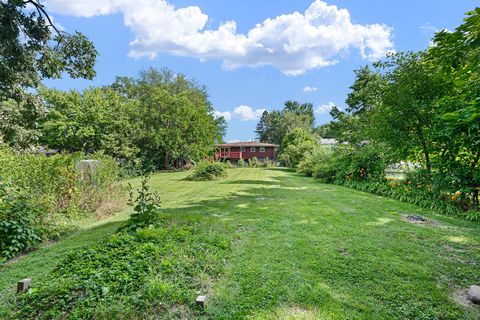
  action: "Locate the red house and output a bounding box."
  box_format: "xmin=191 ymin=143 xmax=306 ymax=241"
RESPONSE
xmin=215 ymin=142 xmax=279 ymax=162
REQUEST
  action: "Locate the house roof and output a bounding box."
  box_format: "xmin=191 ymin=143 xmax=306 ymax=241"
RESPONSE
xmin=216 ymin=141 xmax=279 ymax=148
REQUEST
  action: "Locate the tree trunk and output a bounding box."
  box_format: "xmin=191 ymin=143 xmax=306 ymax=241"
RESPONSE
xmin=163 ymin=152 xmax=170 ymax=170
xmin=423 ymin=143 xmax=431 ymax=173
xmin=473 ymin=189 xmax=479 ymax=209
xmin=416 ymin=126 xmax=431 ymax=174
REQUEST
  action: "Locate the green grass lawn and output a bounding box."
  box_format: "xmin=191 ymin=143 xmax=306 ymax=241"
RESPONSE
xmin=1 ymin=168 xmax=479 ymax=319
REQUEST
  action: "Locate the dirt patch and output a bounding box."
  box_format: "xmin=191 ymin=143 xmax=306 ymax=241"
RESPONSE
xmin=402 ymin=214 xmax=436 ymax=226
xmin=451 ymin=287 xmax=477 ymax=308
xmin=272 ymin=306 xmax=319 ymax=319
xmin=338 ymin=247 xmax=349 ymax=256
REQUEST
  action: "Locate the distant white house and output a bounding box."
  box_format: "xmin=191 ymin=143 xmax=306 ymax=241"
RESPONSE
xmin=319 ymin=138 xmax=337 ymax=146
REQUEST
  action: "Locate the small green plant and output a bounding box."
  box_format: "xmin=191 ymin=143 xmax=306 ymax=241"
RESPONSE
xmin=262 ymin=158 xmax=276 ymax=168
xmin=249 ymin=157 xmax=259 ymax=168
xmin=187 ymin=161 xmax=227 ymax=181
xmin=126 ymin=175 xmax=161 ymax=228
xmin=225 ymin=160 xmax=234 ymax=168
xmin=238 ymin=158 xmax=245 ymax=167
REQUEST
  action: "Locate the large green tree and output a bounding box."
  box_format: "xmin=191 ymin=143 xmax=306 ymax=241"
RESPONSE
xmin=113 ymin=68 xmax=225 ymax=169
xmin=40 ymin=86 xmax=136 ymax=158
xmin=426 ymin=8 xmax=480 ymax=207
xmin=278 ymin=128 xmax=316 ymax=168
xmin=332 ymin=7 xmax=480 ymax=208
xmin=256 ymin=101 xmax=315 ymax=145
xmin=0 ymin=0 xmax=97 ymax=103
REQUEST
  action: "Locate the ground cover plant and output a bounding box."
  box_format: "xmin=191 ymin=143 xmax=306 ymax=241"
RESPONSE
xmin=1 ymin=168 xmax=479 ymax=319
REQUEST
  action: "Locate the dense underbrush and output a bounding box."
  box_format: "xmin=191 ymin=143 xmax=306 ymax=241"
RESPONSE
xmin=0 ymin=148 xmax=123 ymax=263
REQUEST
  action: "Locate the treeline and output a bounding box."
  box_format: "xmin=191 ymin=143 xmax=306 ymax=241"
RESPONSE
xmin=260 ymin=8 xmax=480 ymax=219
xmin=1 ymin=68 xmax=226 ymax=173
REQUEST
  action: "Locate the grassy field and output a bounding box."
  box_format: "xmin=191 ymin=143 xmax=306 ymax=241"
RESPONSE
xmin=1 ymin=168 xmax=479 ymax=319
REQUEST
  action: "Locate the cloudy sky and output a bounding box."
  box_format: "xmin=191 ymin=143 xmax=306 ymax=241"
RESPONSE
xmin=43 ymin=0 xmax=474 ymax=141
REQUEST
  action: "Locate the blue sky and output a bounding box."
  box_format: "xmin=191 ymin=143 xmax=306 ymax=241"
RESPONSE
xmin=43 ymin=0 xmax=475 ymax=142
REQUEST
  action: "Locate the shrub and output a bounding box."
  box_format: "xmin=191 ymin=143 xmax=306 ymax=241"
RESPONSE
xmin=297 ymin=145 xmax=333 ymax=177
xmin=261 ymin=158 xmax=276 ymax=168
xmin=187 ymin=161 xmax=227 ymax=181
xmin=0 ymin=181 xmax=40 ymax=263
xmin=126 ymin=175 xmax=161 ymax=229
xmin=332 ymin=145 xmax=386 ymax=183
xmin=238 ymin=158 xmax=245 ymax=167
xmin=0 ymin=147 xmax=121 ymax=260
xmin=249 ymin=157 xmax=259 ymax=168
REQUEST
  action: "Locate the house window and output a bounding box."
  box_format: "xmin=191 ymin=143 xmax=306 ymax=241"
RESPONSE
xmin=250 ymin=147 xmax=256 ymax=152
xmin=259 ymin=147 xmax=265 ymax=153
xmin=240 ymin=147 xmax=245 ymax=152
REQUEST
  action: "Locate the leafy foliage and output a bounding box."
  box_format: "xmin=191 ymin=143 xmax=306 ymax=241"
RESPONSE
xmin=113 ymin=68 xmax=225 ymax=170
xmin=187 ymin=161 xmax=227 ymax=181
xmin=256 ymin=101 xmax=315 ymax=145
xmin=126 ymin=175 xmax=161 ymax=228
xmin=297 ymin=144 xmax=333 ymax=177
xmin=278 ymin=128 xmax=316 ymax=168
xmin=0 ymin=1 xmax=97 ymax=103
xmin=324 ymin=8 xmax=480 ymax=213
xmin=0 ymin=181 xmax=40 ymax=263
xmin=0 ymin=147 xmax=121 ymax=256
xmin=14 ymin=219 xmax=232 ymax=319
xmin=237 ymin=158 xmax=245 ymax=167
xmin=248 ymin=156 xmax=259 ymax=168
xmin=0 ymin=99 xmax=44 ymax=149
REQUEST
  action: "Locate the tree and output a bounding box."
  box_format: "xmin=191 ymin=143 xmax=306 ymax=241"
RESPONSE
xmin=332 ymin=8 xmax=480 ymax=209
xmin=278 ymin=128 xmax=316 ymax=168
xmin=114 ymin=68 xmax=225 ymax=170
xmin=255 ymin=101 xmax=315 ymax=145
xmin=315 ymin=122 xmax=337 ymax=139
xmin=0 ymin=98 xmax=44 ymax=149
xmin=338 ymin=52 xmax=449 ymax=171
xmin=426 ymin=8 xmax=480 ymax=207
xmin=40 ymin=87 xmax=136 ymax=158
xmin=0 ymin=0 xmax=97 ymax=103
xmin=255 ymin=110 xmax=283 ymax=144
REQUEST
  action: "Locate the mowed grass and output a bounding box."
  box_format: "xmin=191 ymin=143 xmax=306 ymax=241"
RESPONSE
xmin=1 ymin=168 xmax=480 ymax=319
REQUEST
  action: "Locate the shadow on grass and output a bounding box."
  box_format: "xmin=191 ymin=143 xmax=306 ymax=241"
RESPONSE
xmin=4 ymin=171 xmax=479 ymax=320
xmin=221 ymin=179 xmax=281 ymax=186
xmin=153 ymin=174 xmax=480 ymax=319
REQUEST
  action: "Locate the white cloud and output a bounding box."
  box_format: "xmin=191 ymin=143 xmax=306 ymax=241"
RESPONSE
xmin=233 ymin=105 xmax=266 ymax=121
xmin=213 ymin=111 xmax=232 ymax=121
xmin=303 ymin=86 xmax=318 ymax=93
xmin=315 ymin=102 xmax=336 ymax=114
xmin=46 ymin=0 xmax=394 ymax=74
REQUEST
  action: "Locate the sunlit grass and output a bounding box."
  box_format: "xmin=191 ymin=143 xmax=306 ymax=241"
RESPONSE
xmin=1 ymin=168 xmax=479 ymax=319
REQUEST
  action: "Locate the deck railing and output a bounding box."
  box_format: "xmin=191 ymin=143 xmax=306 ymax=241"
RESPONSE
xmin=215 ymin=152 xmax=243 ymax=159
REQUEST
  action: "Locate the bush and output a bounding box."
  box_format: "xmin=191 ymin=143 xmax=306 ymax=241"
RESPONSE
xmin=238 ymin=158 xmax=245 ymax=167
xmin=261 ymin=158 xmax=276 ymax=168
xmin=297 ymin=145 xmax=333 ymax=177
xmin=249 ymin=157 xmax=259 ymax=168
xmin=0 ymin=181 xmax=40 ymax=263
xmin=0 ymin=147 xmax=122 ymax=260
xmin=187 ymin=161 xmax=227 ymax=181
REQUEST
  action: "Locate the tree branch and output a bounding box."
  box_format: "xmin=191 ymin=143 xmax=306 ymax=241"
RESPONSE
xmin=22 ymin=0 xmax=66 ymax=37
